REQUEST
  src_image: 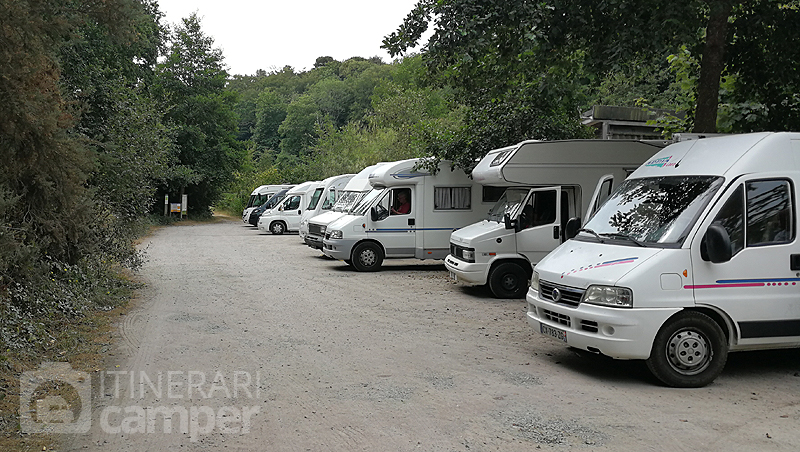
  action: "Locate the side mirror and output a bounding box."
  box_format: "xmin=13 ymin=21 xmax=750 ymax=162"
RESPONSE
xmin=701 ymin=224 xmax=732 ymax=263
xmin=503 ymin=213 xmax=520 ymax=232
xmin=565 ymin=217 xmax=581 ymax=240
xmin=370 ymin=206 xmax=379 ymax=222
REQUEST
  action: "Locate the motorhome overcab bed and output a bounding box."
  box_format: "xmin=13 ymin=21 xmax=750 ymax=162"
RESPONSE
xmin=446 ymin=139 xmax=668 ymax=298
xmin=304 ymin=163 xmax=387 ymax=250
xmin=257 ymin=181 xmax=321 ymax=235
xmin=298 ymin=173 xmax=355 ymax=240
xmin=527 ymin=132 xmax=800 ymax=387
xmin=321 ymin=158 xmax=501 ymax=271
xmin=242 ymin=185 xmax=295 ymax=224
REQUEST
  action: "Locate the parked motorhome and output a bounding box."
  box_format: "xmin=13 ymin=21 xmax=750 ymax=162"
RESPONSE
xmin=247 ymin=188 xmax=293 ymax=227
xmin=304 ymin=163 xmax=388 ymax=250
xmin=242 ymin=185 xmax=295 ymax=224
xmin=446 ymin=139 xmax=668 ymax=298
xmin=257 ymin=181 xmax=321 ymax=235
xmin=321 ymin=158 xmax=502 ymax=271
xmin=527 ymin=132 xmax=800 ymax=387
xmin=298 ymin=173 xmax=355 ymax=240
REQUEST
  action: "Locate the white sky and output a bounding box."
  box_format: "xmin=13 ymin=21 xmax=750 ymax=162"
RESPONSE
xmin=156 ymin=0 xmax=427 ymax=76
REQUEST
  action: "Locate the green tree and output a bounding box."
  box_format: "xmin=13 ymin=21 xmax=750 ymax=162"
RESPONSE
xmin=155 ymin=13 xmax=245 ymax=215
xmin=252 ymin=89 xmax=288 ymax=158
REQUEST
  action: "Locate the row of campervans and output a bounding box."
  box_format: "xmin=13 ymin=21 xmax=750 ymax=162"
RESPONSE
xmin=244 ymin=132 xmax=800 ymax=388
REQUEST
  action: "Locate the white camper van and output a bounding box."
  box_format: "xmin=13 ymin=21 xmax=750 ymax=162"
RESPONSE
xmin=298 ymin=173 xmax=355 ymax=240
xmin=322 ymin=158 xmax=500 ymax=271
xmin=527 ymin=132 xmax=800 ymax=387
xmin=446 ymin=139 xmax=668 ymax=298
xmin=242 ymin=184 xmax=295 ymax=224
xmin=304 ymin=163 xmax=388 ymax=250
xmin=257 ymin=181 xmax=320 ymax=235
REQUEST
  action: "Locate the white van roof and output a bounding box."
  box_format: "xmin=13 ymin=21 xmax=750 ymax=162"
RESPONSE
xmin=473 ymin=139 xmax=668 ymax=186
xmin=285 ymin=181 xmax=322 ymax=195
xmin=342 ymin=162 xmax=388 ymax=192
xmin=630 ymin=132 xmax=800 ymax=179
xmin=250 ymin=184 xmax=295 ymax=196
xmin=369 ymin=158 xmax=451 ymax=188
xmin=321 ymin=173 xmax=355 ymax=191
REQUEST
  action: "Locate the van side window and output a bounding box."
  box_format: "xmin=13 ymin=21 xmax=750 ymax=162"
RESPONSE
xmin=592 ymin=178 xmax=613 ymax=215
xmin=520 ymin=189 xmax=557 ymax=229
xmin=390 ymin=188 xmax=411 ymax=215
xmin=711 ymin=185 xmax=745 ymax=256
xmin=284 ymin=196 xmax=301 ymax=210
xmin=746 ymin=180 xmax=793 ymax=246
xmin=434 ymin=187 xmax=471 ymax=210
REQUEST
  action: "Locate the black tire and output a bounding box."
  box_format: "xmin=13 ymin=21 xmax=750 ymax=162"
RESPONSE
xmin=646 ymin=311 xmax=728 ymax=388
xmin=270 ymin=221 xmax=286 ymax=235
xmin=488 ymin=262 xmax=528 ymax=299
xmin=351 ymin=242 xmax=384 ymax=272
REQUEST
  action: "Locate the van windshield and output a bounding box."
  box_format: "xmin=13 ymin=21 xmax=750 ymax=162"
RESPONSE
xmin=307 ymin=188 xmax=324 ymax=210
xmin=580 ymin=176 xmax=723 ymax=246
xmin=352 ymin=188 xmax=385 ymax=216
xmin=488 ymin=188 xmax=528 ymax=222
xmin=332 ymin=190 xmax=360 ymax=212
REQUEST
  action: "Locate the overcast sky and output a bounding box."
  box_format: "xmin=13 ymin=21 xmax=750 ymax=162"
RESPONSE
xmin=156 ymin=0 xmax=428 ymax=76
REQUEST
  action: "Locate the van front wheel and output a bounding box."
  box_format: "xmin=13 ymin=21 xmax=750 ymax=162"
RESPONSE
xmin=488 ymin=263 xmax=528 ymax=299
xmin=646 ymin=311 xmax=728 ymax=388
xmin=351 ymin=242 xmax=383 ymax=272
xmin=270 ymin=221 xmax=286 ymax=235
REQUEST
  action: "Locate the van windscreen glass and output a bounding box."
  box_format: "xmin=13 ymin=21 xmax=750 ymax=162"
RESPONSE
xmin=352 ymin=188 xmax=385 ymax=216
xmin=487 ymin=188 xmax=529 ymax=222
xmin=580 ymin=176 xmax=723 ymax=246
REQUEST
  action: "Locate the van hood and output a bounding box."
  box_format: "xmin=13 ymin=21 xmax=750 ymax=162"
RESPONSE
xmin=536 ymin=240 xmax=663 ymax=288
xmin=450 ymin=220 xmax=503 ymax=245
xmin=309 ymin=210 xmax=345 ymax=226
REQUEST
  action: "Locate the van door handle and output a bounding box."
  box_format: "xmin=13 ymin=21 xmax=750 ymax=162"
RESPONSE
xmin=553 ymin=226 xmax=560 ymax=240
xmin=408 ymin=218 xmax=415 ymax=226
xmin=791 ymin=254 xmax=800 ymax=271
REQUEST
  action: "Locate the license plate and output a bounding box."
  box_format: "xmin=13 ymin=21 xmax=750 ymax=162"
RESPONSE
xmin=540 ymin=324 xmax=567 ymax=342
xmin=449 ymin=271 xmax=457 ymax=281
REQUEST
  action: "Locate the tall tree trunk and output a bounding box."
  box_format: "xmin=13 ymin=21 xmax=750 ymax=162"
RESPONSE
xmin=693 ymin=1 xmax=733 ymax=133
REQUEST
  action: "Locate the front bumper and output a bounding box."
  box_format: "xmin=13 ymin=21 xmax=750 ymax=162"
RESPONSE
xmin=322 ymin=238 xmax=357 ymax=261
xmin=305 ymin=234 xmax=323 ymax=249
xmin=444 ymin=255 xmax=488 ymax=285
xmin=526 ymin=287 xmax=678 ymax=360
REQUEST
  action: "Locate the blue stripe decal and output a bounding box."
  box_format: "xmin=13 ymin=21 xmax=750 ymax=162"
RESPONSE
xmin=369 ymin=227 xmax=458 ymax=232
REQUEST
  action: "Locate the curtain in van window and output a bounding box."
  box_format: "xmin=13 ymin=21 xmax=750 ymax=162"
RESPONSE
xmin=434 ymin=187 xmax=471 ymax=210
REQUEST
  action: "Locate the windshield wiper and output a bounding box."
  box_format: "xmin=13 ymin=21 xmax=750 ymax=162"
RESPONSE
xmin=577 ymin=228 xmax=604 ymax=243
xmin=600 ymin=232 xmax=647 ymax=247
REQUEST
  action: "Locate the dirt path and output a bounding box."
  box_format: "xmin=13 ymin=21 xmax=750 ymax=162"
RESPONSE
xmin=66 ymin=218 xmax=800 ymax=451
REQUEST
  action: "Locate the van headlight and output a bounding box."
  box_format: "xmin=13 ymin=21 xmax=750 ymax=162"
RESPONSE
xmin=462 ymin=249 xmax=475 ymax=262
xmin=530 ymin=271 xmax=540 ymax=292
xmin=582 ymin=285 xmax=633 ymax=308
xmin=329 ymin=230 xmax=343 ymax=240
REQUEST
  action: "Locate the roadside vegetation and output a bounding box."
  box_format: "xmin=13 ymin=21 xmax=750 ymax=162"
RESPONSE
xmin=1 ymin=0 xmax=798 ymax=448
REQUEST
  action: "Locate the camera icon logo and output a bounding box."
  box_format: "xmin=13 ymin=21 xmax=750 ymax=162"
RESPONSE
xmin=20 ymin=362 xmax=91 ymax=434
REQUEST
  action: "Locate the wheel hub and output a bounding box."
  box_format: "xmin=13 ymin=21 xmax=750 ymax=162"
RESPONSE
xmin=502 ymin=274 xmax=518 ymax=290
xmin=360 ymin=249 xmax=376 ymax=266
xmin=666 ymin=329 xmax=711 ymax=375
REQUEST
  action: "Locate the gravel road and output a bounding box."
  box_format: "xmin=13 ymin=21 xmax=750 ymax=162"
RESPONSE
xmin=67 ymin=218 xmax=800 ymax=451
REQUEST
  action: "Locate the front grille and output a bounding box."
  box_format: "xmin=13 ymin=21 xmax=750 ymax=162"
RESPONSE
xmin=449 ymin=242 xmax=471 ymax=261
xmin=309 ymin=223 xmax=324 ymax=236
xmin=324 ymin=231 xmax=331 ymax=240
xmin=539 ymin=280 xmax=584 ymax=307
xmin=542 ymin=309 xmax=571 ymax=327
